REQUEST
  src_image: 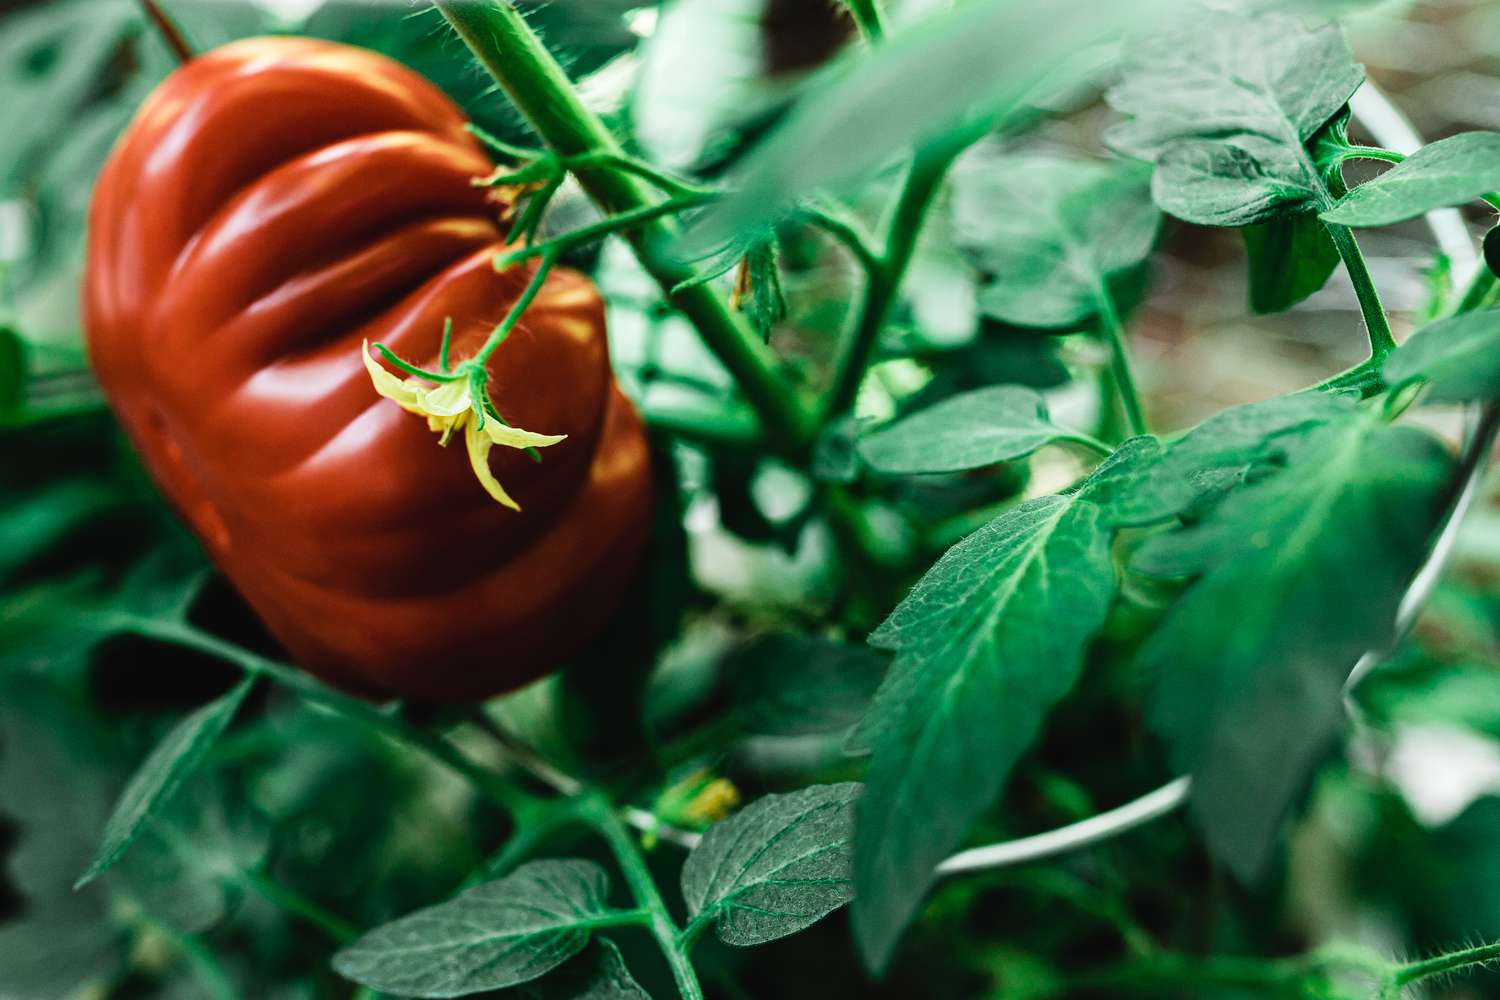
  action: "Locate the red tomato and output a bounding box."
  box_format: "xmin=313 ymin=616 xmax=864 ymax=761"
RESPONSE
xmin=84 ymin=37 xmax=653 ymax=701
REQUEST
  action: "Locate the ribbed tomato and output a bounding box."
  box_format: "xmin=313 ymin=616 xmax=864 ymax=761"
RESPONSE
xmin=83 ymin=37 xmax=653 ymax=701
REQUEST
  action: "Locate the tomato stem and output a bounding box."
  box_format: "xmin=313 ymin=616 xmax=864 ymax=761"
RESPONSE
xmin=434 ymin=0 xmax=817 ymax=455
xmin=1324 ymin=221 xmax=1398 ymax=358
xmin=582 ymin=797 xmax=705 ymax=1000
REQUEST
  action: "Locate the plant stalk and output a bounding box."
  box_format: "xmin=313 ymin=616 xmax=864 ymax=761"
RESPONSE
xmin=823 ymin=139 xmax=965 ymax=421
xmin=1324 ymin=221 xmax=1398 ymax=358
xmin=433 ymin=0 xmax=816 ymax=454
xmin=583 ymin=798 xmax=704 ymax=1000
xmin=1095 ymin=280 xmax=1149 ymax=437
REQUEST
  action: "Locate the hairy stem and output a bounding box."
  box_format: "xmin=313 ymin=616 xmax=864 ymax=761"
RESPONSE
xmin=1394 ymin=939 xmax=1500 ymax=989
xmin=1324 ymin=221 xmax=1398 ymax=358
xmin=497 ymin=195 xmax=718 ymax=268
xmin=434 ymin=0 xmax=815 ymax=454
xmin=583 ymin=798 xmax=704 ymax=1000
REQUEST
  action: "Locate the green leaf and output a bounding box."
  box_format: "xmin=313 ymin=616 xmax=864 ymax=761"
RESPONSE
xmin=1090 ymin=391 xmax=1355 ymax=534
xmin=857 ymin=385 xmax=1095 ymax=474
xmin=952 ymin=152 xmax=1160 ymax=329
xmin=1383 ymin=309 xmax=1500 ymax=402
xmin=1108 ymin=8 xmax=1363 ymax=226
xmin=1137 ymin=413 xmax=1452 ymax=879
xmin=1242 ymin=211 xmax=1341 ymax=314
xmin=333 ymin=860 xmax=623 ymax=997
xmin=851 ymin=485 xmax=1118 ymax=970
xmin=1321 ymin=132 xmax=1500 ymax=227
xmin=743 ymin=236 xmax=787 ymax=343
xmin=725 ymin=632 xmax=888 ymax=737
xmin=513 ymin=940 xmax=652 ymax=1000
xmin=1152 ymin=136 xmax=1319 ymax=226
xmin=691 ymin=0 xmax=1168 ymax=246
xmin=682 ymin=783 xmax=860 ymax=946
xmin=75 ymin=675 xmax=254 ymax=888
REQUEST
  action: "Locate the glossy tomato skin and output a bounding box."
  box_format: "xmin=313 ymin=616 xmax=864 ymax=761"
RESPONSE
xmin=83 ymin=38 xmax=653 ymax=702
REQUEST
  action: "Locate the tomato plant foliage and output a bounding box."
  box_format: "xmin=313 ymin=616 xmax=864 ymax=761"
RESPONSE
xmin=9 ymin=0 xmax=1500 ymax=998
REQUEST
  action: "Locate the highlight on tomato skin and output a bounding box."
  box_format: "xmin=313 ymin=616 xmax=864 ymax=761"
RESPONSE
xmin=82 ymin=36 xmax=655 ymax=702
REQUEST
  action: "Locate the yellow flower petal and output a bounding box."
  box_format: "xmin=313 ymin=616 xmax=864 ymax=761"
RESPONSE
xmin=480 ymin=420 xmax=567 ymax=449
xmin=465 ymin=421 xmax=522 ymax=511
xmin=422 ymin=378 xmax=473 ymax=418
xmin=362 ymin=340 xmax=426 ymax=414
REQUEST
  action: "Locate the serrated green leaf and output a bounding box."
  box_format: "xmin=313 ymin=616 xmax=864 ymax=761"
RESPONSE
xmin=1383 ymin=309 xmax=1500 ymax=403
xmin=952 ymin=152 xmax=1159 ymax=329
xmin=1106 ymin=9 xmax=1363 ymax=163
xmin=726 ymin=632 xmax=888 ymax=737
xmin=1243 ymin=211 xmax=1341 ymax=314
xmin=1137 ymin=414 xmax=1452 ymax=879
xmin=75 ymin=675 xmax=254 ymax=889
xmin=513 ymin=940 xmax=652 ymax=1000
xmin=1321 ymin=132 xmax=1500 ymax=227
xmin=1152 ymin=136 xmax=1319 ymax=226
xmin=1108 ymin=8 xmax=1362 ymax=227
xmin=682 ymin=783 xmax=860 ymax=946
xmin=851 ymin=489 xmax=1117 ymax=969
xmin=1088 ymin=391 xmax=1355 ymax=534
xmin=857 ymin=385 xmax=1093 ymax=474
xmin=333 ymin=860 xmax=624 ymax=997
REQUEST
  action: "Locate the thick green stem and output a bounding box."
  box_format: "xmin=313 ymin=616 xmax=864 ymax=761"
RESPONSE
xmin=433 ymin=1 xmax=815 ymax=454
xmin=824 ymin=141 xmax=964 ymax=420
xmin=1324 ymin=221 xmax=1398 ymax=358
xmin=582 ymin=798 xmax=704 ymax=1000
xmin=1095 ymin=281 xmax=1149 ymax=437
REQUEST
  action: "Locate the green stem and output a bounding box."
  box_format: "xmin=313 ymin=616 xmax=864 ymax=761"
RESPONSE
xmin=582 ymin=798 xmax=703 ymax=1000
xmin=476 ymin=251 xmax=558 ymax=364
xmin=1333 ymin=144 xmax=1405 ymax=165
xmin=434 ymin=0 xmax=815 ymax=454
xmin=1095 ymin=280 xmax=1149 ymax=437
xmin=1394 ymin=939 xmax=1500 ymax=988
xmin=497 ymin=195 xmax=717 ymax=268
xmin=823 ymin=140 xmax=964 ymax=420
xmin=113 ymin=615 xmax=535 ymax=814
xmin=796 ymin=201 xmax=883 ymax=278
xmin=841 ymin=0 xmax=887 ymax=41
xmin=238 ymin=868 xmax=360 ymax=944
xmin=1061 ymin=431 xmax=1115 ymax=458
xmin=564 ymin=151 xmax=715 ymax=198
xmin=1324 ymin=221 xmax=1398 ymax=358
